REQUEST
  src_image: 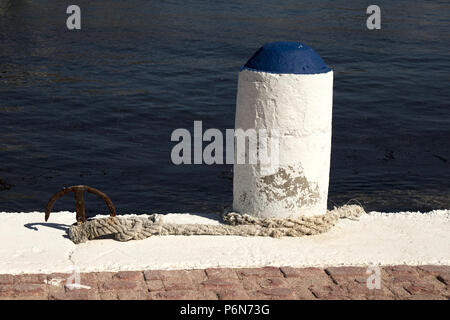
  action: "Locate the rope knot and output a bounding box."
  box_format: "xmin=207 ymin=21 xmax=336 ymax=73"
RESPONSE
xmin=69 ymin=205 xmax=365 ymax=243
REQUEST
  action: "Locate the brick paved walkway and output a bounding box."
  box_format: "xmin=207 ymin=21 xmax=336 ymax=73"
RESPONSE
xmin=0 ymin=266 xmax=448 ymax=300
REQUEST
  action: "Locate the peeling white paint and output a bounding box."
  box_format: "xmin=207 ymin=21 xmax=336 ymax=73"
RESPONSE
xmin=44 ymin=278 xmax=65 ymax=286
xmin=233 ymin=69 xmax=333 ymax=218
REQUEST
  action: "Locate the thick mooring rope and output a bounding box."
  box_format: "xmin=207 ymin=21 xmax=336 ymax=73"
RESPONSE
xmin=68 ymin=205 xmax=365 ymax=244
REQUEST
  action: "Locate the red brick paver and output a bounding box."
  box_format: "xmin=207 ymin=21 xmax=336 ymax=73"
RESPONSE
xmin=0 ymin=266 xmax=448 ymax=300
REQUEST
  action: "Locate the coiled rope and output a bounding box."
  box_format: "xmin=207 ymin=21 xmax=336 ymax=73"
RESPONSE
xmin=68 ymin=204 xmax=365 ymax=244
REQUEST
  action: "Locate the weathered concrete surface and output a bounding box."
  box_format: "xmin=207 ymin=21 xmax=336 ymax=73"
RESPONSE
xmin=0 ymin=210 xmax=449 ymax=275
xmin=234 ymin=69 xmax=334 ymax=218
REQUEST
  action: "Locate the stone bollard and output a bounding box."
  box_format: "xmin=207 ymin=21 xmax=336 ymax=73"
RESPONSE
xmin=233 ymin=41 xmax=333 ymax=218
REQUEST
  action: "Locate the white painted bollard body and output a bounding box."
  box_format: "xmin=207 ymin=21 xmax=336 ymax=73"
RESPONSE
xmin=233 ymin=42 xmax=333 ymax=218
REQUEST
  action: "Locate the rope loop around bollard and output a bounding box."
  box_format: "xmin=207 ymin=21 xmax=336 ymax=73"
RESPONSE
xmin=67 ymin=204 xmax=365 ymax=244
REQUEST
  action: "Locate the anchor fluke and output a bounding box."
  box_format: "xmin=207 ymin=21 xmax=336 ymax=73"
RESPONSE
xmin=45 ymin=185 xmax=116 ymax=224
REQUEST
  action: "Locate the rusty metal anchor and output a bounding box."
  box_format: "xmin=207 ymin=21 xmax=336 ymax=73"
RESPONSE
xmin=45 ymin=185 xmax=116 ymax=224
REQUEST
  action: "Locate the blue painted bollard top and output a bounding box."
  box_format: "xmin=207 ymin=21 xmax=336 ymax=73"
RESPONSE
xmin=242 ymin=41 xmax=330 ymax=75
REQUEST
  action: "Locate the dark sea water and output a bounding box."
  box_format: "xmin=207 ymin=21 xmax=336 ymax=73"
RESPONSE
xmin=0 ymin=0 xmax=449 ymax=215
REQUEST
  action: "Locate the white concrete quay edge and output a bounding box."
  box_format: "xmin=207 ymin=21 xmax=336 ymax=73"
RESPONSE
xmin=0 ymin=209 xmax=448 ymax=275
